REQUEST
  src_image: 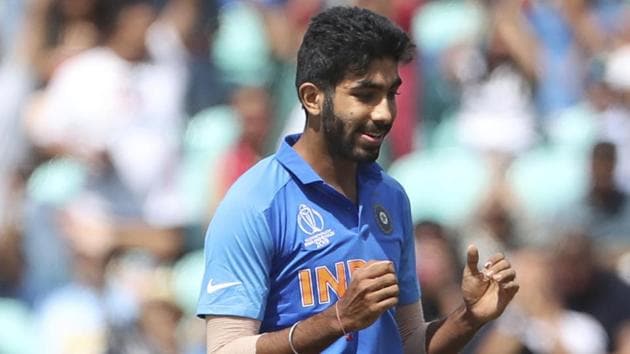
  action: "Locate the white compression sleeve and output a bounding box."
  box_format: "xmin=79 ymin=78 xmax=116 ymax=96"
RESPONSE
xmin=205 ymin=315 xmax=263 ymax=354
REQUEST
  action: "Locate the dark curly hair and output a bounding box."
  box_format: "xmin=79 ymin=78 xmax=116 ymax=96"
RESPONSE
xmin=296 ymin=6 xmax=414 ymax=95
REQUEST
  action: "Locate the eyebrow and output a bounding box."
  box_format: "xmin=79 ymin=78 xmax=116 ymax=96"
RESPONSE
xmin=352 ymin=77 xmax=403 ymax=91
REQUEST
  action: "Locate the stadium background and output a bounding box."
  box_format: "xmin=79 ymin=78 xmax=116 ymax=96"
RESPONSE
xmin=0 ymin=0 xmax=629 ymax=353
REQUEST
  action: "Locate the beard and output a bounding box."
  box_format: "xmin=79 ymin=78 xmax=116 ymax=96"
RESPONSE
xmin=321 ymin=94 xmax=386 ymax=163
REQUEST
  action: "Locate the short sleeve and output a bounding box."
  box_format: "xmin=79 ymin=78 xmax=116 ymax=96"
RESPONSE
xmin=397 ymin=190 xmax=421 ymax=305
xmin=196 ymin=198 xmax=274 ymax=320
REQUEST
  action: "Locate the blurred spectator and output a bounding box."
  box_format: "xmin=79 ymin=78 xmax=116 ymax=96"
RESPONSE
xmin=0 ymin=207 xmax=24 ymax=298
xmin=476 ymin=248 xmax=608 ymax=354
xmin=453 ymin=0 xmax=538 ymax=156
xmin=21 ymin=0 xmax=190 ymax=305
xmin=24 ymin=0 xmax=105 ymax=85
xmin=614 ymin=322 xmax=630 ymax=354
xmin=556 ymin=142 xmax=630 ymax=251
xmin=0 ymin=0 xmax=26 ymax=59
xmin=35 ymin=198 xmax=137 ymax=354
xmin=155 ymin=0 xmax=225 ymax=117
xmin=552 ymin=232 xmax=630 ymax=353
xmin=564 ymin=0 xmax=630 ymax=53
xmin=260 ymin=0 xmax=323 ymax=148
xmin=213 ymin=85 xmax=272 ymax=204
xmin=106 ymin=266 xmax=184 ymax=354
xmin=457 ymin=157 xmax=534 ymax=263
xmin=0 ymin=163 xmax=26 ymax=298
xmin=411 ymin=0 xmax=484 ymax=146
xmin=524 ymin=0 xmax=589 ymax=115
xmin=413 ymin=221 xmax=462 ymax=322
xmin=599 ymin=44 xmax=630 ymax=194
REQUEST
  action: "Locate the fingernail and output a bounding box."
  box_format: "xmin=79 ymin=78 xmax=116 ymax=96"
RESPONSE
xmin=484 ymin=262 xmax=492 ymax=269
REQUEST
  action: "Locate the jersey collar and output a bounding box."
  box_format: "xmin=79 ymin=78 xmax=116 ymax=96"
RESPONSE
xmin=276 ymin=134 xmax=383 ymax=185
xmin=275 ymin=134 xmax=323 ymax=185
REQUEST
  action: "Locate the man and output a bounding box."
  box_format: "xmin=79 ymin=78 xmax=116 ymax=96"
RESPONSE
xmin=197 ymin=6 xmax=519 ymax=354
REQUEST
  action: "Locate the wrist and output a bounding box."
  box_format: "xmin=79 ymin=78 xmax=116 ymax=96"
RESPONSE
xmin=321 ymin=303 xmax=346 ymax=337
xmin=458 ymin=304 xmax=486 ymax=330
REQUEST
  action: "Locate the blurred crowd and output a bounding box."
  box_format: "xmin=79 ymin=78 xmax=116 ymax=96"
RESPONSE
xmin=0 ymin=0 xmax=629 ymax=353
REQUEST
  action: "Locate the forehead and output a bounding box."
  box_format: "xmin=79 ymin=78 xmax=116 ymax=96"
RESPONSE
xmin=337 ymin=58 xmax=400 ymax=89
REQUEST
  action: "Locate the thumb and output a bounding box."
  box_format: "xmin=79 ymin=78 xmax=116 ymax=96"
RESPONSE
xmin=465 ymin=245 xmax=481 ymax=276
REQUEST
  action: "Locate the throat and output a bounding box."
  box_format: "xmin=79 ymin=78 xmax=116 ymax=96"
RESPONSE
xmin=294 ymin=133 xmax=358 ymax=203
xmin=329 ymin=173 xmax=358 ymax=203
xmin=319 ymin=157 xmax=359 ymax=203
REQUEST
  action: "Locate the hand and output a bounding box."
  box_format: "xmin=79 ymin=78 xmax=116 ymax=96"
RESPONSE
xmin=335 ymin=260 xmax=399 ymax=332
xmin=461 ymin=245 xmax=519 ymax=324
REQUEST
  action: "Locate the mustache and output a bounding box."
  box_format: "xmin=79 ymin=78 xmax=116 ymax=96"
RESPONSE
xmin=361 ymin=124 xmax=392 ymax=136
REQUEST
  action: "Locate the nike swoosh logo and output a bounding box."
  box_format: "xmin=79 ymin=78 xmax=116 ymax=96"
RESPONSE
xmin=207 ymin=279 xmax=242 ymax=294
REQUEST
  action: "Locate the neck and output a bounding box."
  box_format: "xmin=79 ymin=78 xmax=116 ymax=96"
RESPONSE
xmin=294 ymin=131 xmax=358 ymax=202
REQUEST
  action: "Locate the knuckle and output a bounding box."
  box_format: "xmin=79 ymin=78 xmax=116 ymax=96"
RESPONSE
xmin=392 ymin=284 xmax=400 ymax=296
xmin=354 ymin=280 xmax=370 ymax=294
xmin=385 ymin=273 xmax=398 ymax=284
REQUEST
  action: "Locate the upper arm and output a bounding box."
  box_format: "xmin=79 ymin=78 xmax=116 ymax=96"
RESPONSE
xmin=397 ymin=190 xmax=421 ymax=305
xmin=196 ymin=199 xmax=274 ymax=320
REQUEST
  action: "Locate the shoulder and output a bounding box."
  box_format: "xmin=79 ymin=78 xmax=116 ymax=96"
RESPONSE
xmin=214 ymin=154 xmax=292 ymax=218
xmin=369 ymin=164 xmax=409 ymax=201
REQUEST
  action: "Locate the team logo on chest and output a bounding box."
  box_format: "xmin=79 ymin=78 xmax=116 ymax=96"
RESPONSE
xmin=374 ymin=204 xmax=393 ymax=234
xmin=297 ymin=204 xmax=335 ymax=249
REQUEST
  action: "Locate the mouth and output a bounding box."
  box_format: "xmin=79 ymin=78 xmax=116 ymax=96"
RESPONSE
xmin=360 ymin=131 xmax=386 ymax=145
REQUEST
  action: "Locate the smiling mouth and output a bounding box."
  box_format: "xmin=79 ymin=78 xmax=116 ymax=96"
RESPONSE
xmin=360 ymin=131 xmax=386 ymax=145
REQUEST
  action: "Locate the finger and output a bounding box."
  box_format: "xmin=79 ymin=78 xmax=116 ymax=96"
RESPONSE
xmin=483 ymin=252 xmax=506 ymax=270
xmin=368 ymin=283 xmax=399 ymax=303
xmin=466 ymin=245 xmax=481 ymax=275
xmin=500 ymin=280 xmax=520 ymax=295
xmin=361 ymin=260 xmax=395 ymax=278
xmin=366 ymin=273 xmax=398 ymax=292
xmin=486 ymin=259 xmax=512 ymax=277
xmin=374 ymin=294 xmax=399 ymax=310
xmin=491 ymin=269 xmax=516 ymax=283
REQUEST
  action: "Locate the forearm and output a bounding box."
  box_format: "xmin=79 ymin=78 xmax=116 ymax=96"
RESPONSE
xmin=256 ymin=305 xmax=343 ymax=354
xmin=395 ymin=301 xmax=428 ymax=354
xmin=425 ymin=304 xmax=483 ymax=354
xmin=206 ymin=305 xmax=344 ymax=354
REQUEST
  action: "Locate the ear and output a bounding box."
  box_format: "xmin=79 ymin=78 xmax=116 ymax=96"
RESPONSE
xmin=298 ymin=82 xmax=324 ymax=117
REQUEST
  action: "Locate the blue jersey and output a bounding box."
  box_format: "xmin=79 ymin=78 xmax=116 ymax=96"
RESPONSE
xmin=197 ymin=134 xmax=420 ymax=354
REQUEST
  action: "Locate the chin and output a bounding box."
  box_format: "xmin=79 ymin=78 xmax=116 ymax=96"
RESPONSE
xmin=352 ymin=148 xmax=380 ymax=163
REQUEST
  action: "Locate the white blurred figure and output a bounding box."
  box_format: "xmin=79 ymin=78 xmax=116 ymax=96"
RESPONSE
xmin=600 ymin=45 xmax=630 ymax=194
xmin=452 ymin=0 xmax=538 ymax=156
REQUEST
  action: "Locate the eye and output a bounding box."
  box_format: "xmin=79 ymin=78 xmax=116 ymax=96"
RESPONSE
xmin=354 ymin=91 xmax=377 ymax=102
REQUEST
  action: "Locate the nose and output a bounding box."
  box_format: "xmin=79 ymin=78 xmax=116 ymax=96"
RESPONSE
xmin=372 ymin=96 xmax=395 ymax=127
